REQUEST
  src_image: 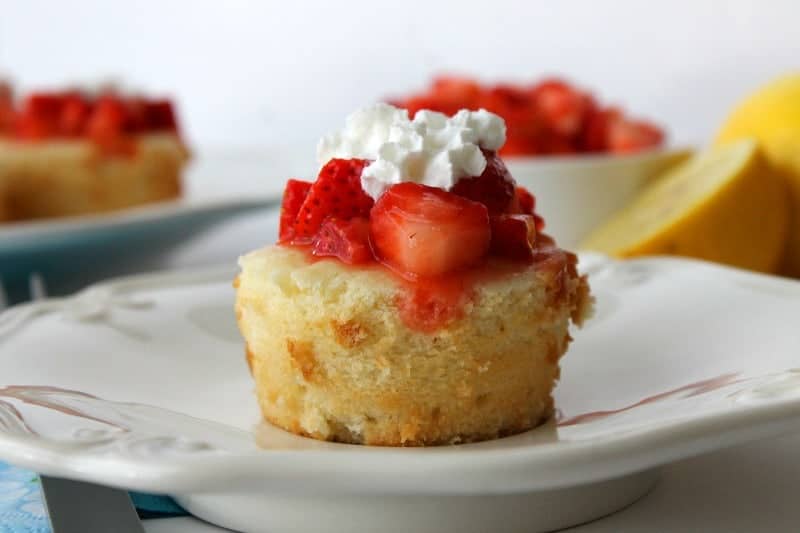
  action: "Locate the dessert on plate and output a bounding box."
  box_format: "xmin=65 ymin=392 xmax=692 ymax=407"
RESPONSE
xmin=236 ymin=104 xmax=592 ymax=446
xmin=390 ymin=76 xmax=664 ymax=157
xmin=0 ymin=81 xmax=188 ymax=222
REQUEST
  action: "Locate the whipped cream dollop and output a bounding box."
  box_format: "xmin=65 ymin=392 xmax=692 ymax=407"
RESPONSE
xmin=317 ymin=103 xmax=507 ymax=200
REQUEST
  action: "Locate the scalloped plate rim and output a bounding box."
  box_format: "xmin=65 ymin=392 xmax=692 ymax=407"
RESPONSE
xmin=0 ymin=196 xmax=277 ymax=244
xmin=0 ymin=254 xmax=799 ymax=495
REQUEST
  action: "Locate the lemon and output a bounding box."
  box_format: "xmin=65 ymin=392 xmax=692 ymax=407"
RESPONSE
xmin=715 ymin=72 xmax=800 ymax=275
xmin=580 ymin=140 xmax=789 ymax=273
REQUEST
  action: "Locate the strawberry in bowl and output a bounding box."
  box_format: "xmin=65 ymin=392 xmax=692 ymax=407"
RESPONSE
xmin=235 ymin=104 xmax=592 ymax=447
xmin=390 ymin=76 xmax=689 ymax=247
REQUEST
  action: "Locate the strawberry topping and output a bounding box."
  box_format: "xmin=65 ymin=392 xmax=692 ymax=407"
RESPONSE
xmin=391 ymin=76 xmax=664 ymax=156
xmin=450 ymin=150 xmax=516 ymax=215
xmin=293 ymin=158 xmax=373 ymax=244
xmin=511 ymin=186 xmax=545 ymax=230
xmin=607 ymin=117 xmax=664 ymax=154
xmin=275 ymin=149 xmax=553 ymax=333
xmin=59 ymin=94 xmax=91 ymax=137
xmin=369 ymin=182 xmax=491 ymax=279
xmin=312 ymin=217 xmax=372 ymax=264
xmin=490 ymin=214 xmax=537 ymax=260
xmin=0 ymin=84 xmax=182 ymax=154
xmin=278 ymin=179 xmax=313 ymax=243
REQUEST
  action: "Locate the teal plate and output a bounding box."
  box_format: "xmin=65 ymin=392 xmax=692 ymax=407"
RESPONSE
xmin=0 ymin=198 xmax=277 ymax=302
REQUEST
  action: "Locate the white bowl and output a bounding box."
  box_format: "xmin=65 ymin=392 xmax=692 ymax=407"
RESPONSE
xmin=505 ymin=149 xmax=691 ymax=248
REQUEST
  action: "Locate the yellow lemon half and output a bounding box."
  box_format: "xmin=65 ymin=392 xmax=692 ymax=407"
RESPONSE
xmin=716 ymin=72 xmax=800 ymax=275
xmin=581 ymin=140 xmax=789 ymax=273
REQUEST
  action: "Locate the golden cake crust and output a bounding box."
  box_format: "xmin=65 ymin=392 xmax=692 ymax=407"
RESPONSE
xmin=0 ymin=133 xmax=187 ymax=222
xmin=236 ymin=245 xmax=591 ymax=446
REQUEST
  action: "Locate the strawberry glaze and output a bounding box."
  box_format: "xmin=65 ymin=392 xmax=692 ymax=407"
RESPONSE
xmin=283 ymin=233 xmax=576 ymax=333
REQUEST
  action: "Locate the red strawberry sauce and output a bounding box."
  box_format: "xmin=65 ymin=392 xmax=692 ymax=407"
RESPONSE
xmin=284 ymin=234 xmax=574 ymax=333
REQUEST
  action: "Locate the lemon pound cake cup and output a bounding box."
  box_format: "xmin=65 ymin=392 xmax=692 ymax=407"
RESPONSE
xmin=236 ymin=246 xmax=591 ymax=446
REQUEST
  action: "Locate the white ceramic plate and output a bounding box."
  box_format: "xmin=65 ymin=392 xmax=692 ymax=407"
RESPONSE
xmin=0 ymin=149 xmax=286 ymax=301
xmin=0 ymin=198 xmax=276 ymax=282
xmin=0 ymin=255 xmax=799 ymax=533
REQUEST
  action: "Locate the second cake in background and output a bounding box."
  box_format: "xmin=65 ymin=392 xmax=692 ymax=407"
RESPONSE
xmin=0 ymin=82 xmax=188 ymax=222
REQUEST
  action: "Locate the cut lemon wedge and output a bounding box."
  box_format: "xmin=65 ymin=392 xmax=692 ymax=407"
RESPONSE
xmin=580 ymin=139 xmax=789 ymax=273
xmin=716 ymin=73 xmax=800 ymax=276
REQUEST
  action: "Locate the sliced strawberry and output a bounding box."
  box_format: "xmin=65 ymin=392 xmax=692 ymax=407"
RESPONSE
xmin=59 ymin=94 xmax=91 ymax=136
xmin=429 ymin=76 xmax=481 ymax=113
xmin=451 ymin=150 xmax=516 ymax=215
xmin=25 ymin=93 xmax=64 ymax=118
xmin=122 ymin=97 xmax=148 ymax=133
xmin=508 ymin=187 xmax=545 ymax=230
xmin=370 ymin=182 xmax=490 ymax=278
xmin=490 ymin=214 xmax=537 ymax=260
xmin=16 ymin=93 xmax=64 ymax=139
xmin=312 ymin=217 xmax=372 ymax=264
xmin=530 ymin=79 xmax=589 ymax=138
xmin=86 ymin=96 xmax=134 ymax=154
xmin=499 ymin=135 xmax=540 ymax=157
xmin=580 ymin=106 xmax=621 ymax=152
xmin=293 ymin=158 xmax=372 ymax=243
xmin=144 ymin=100 xmax=178 ymax=132
xmin=514 ymin=186 xmax=536 ymax=215
xmin=607 ymin=118 xmax=664 ymax=153
xmin=87 ymin=96 xmax=126 ymax=138
xmin=278 ymin=179 xmax=312 ymax=243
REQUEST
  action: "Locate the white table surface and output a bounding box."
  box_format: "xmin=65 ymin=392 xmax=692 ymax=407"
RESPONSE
xmin=76 ymin=155 xmax=800 ymax=532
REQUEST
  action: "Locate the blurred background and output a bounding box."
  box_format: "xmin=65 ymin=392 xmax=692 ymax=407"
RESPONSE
xmin=2 ymin=3 xmax=800 ymax=531
xmin=1 ymin=0 xmax=797 ymax=153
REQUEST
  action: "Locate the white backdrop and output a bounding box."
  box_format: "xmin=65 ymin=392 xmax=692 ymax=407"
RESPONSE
xmin=0 ymin=0 xmax=796 ymax=153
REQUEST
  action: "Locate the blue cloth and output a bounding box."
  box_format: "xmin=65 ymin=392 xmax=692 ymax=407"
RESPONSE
xmin=0 ymin=461 xmax=187 ymax=531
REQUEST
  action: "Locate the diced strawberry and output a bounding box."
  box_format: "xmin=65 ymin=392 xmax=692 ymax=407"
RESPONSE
xmin=16 ymin=93 xmax=64 ymax=139
xmin=293 ymin=158 xmax=373 ymax=243
xmin=430 ymin=76 xmax=481 ymax=112
xmin=278 ymin=179 xmax=312 ymax=243
xmin=123 ymin=97 xmax=148 ymax=133
xmin=538 ymin=134 xmax=578 ymax=155
xmin=388 ymin=77 xmax=663 ymax=157
xmin=59 ymin=94 xmax=91 ymax=136
xmin=86 ymin=96 xmax=134 ymax=154
xmin=370 ymin=182 xmax=490 ymax=278
xmin=312 ymin=217 xmax=372 ymax=264
xmin=87 ymin=96 xmax=126 ymax=138
xmin=607 ymin=118 xmax=664 ymax=154
xmin=144 ymin=100 xmax=178 ymax=132
xmin=508 ymin=187 xmax=545 ymax=230
xmin=489 ymin=214 xmax=537 ymax=260
xmin=579 ymin=106 xmax=619 ymax=152
xmin=499 ymin=135 xmax=540 ymax=157
xmin=450 ymin=150 xmax=516 ymax=214
xmin=531 ymin=79 xmax=588 ymax=138
xmin=514 ymin=186 xmax=536 ymax=214
xmin=25 ymin=93 xmax=64 ymax=118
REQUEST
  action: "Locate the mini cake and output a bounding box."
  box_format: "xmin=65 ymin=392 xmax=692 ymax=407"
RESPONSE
xmin=0 ymin=83 xmax=187 ymax=222
xmin=236 ymin=104 xmax=592 ymax=446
